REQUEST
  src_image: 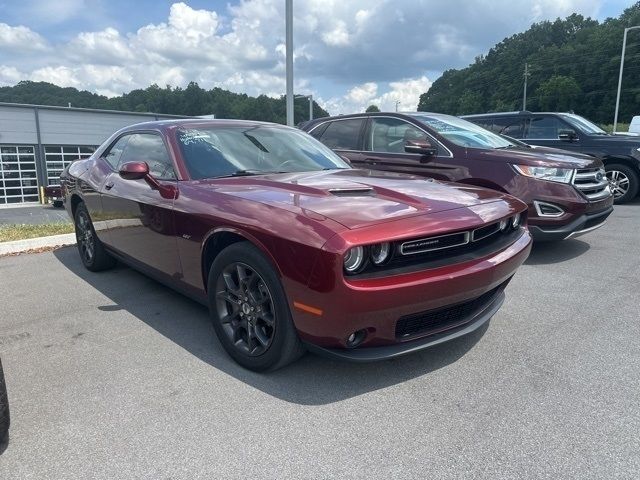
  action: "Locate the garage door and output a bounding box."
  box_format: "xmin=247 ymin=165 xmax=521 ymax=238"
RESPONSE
xmin=0 ymin=145 xmax=39 ymax=204
xmin=44 ymin=145 xmax=96 ymax=186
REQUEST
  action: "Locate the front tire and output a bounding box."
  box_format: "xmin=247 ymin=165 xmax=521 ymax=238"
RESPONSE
xmin=207 ymin=242 xmax=305 ymax=371
xmin=605 ymin=163 xmax=639 ymax=204
xmin=0 ymin=358 xmax=9 ymax=445
xmin=74 ymin=202 xmax=116 ymax=272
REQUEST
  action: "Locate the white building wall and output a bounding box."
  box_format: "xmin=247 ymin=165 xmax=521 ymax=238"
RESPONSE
xmin=0 ymin=106 xmax=38 ymax=144
xmin=38 ymin=109 xmax=167 ymax=145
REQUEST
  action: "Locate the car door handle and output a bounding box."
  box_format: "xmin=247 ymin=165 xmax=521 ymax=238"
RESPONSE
xmin=105 ymin=182 xmax=114 ymax=190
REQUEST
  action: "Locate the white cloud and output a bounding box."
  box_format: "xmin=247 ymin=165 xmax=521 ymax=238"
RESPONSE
xmin=322 ymin=20 xmax=350 ymax=46
xmin=320 ymin=76 xmax=433 ymax=114
xmin=0 ymin=65 xmax=25 ymax=86
xmin=0 ymin=0 xmax=609 ymax=114
xmin=0 ymin=23 xmax=48 ymax=52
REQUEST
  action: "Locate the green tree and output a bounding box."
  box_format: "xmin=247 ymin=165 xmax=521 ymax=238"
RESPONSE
xmin=534 ymin=75 xmax=582 ymax=111
xmin=417 ymin=2 xmax=640 ymax=123
xmin=365 ymin=104 xmax=380 ymax=112
xmin=0 ymin=81 xmax=329 ymax=124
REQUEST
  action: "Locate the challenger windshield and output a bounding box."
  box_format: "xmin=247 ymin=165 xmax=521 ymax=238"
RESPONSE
xmin=176 ymin=125 xmax=351 ymax=180
xmin=410 ymin=113 xmax=514 ymax=149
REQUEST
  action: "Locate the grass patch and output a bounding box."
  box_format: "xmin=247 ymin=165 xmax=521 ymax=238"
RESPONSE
xmin=0 ymin=223 xmax=74 ymax=242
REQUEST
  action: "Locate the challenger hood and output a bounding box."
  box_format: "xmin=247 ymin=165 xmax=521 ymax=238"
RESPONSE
xmin=195 ymin=169 xmax=516 ymax=230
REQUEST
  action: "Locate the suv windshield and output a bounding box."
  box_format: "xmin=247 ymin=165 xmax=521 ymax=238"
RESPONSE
xmin=176 ymin=125 xmax=350 ymax=180
xmin=559 ymin=114 xmax=607 ymax=135
xmin=410 ymin=114 xmax=514 ymax=149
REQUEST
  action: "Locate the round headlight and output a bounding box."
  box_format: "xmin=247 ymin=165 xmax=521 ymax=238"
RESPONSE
xmin=512 ymin=213 xmax=521 ymax=229
xmin=370 ymin=242 xmax=391 ymax=265
xmin=344 ymin=246 xmax=365 ymax=272
xmin=499 ymin=219 xmax=508 ymax=231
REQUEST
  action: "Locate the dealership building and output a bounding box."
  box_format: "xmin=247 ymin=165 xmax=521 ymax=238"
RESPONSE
xmin=0 ymin=102 xmax=184 ymax=205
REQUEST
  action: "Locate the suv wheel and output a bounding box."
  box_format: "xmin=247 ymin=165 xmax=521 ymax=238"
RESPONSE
xmin=605 ymin=164 xmax=639 ymax=204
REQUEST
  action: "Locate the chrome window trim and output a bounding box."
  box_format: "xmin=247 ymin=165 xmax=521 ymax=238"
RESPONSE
xmin=307 ymin=115 xmax=454 ymax=158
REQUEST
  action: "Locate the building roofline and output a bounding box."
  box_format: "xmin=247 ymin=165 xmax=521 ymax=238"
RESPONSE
xmin=0 ymin=101 xmax=188 ymax=118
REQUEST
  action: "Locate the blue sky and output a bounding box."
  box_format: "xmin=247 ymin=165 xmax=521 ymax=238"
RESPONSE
xmin=0 ymin=0 xmax=633 ymax=114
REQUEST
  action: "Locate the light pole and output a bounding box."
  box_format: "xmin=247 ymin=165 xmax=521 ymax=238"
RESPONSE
xmin=285 ymin=0 xmax=294 ymax=126
xmin=613 ymin=26 xmax=640 ymax=133
xmin=295 ymin=94 xmax=313 ymax=121
xmin=395 ymin=100 xmax=401 ymax=112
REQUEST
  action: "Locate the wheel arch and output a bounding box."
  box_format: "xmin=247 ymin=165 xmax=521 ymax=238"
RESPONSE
xmin=201 ymin=227 xmax=282 ymax=293
xmin=601 ymin=156 xmax=640 ymax=173
xmin=70 ymin=194 xmax=84 ymax=218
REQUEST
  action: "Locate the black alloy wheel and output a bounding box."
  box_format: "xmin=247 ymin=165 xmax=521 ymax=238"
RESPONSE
xmin=207 ymin=242 xmax=305 ymax=371
xmin=74 ymin=202 xmax=116 ymax=271
xmin=215 ymin=262 xmax=276 ymax=356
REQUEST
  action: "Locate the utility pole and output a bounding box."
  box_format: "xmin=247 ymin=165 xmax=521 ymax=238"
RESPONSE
xmin=395 ymin=100 xmax=401 ymax=112
xmin=285 ymin=0 xmax=294 ymax=126
xmin=522 ymin=63 xmax=530 ymax=111
xmin=295 ymin=94 xmax=313 ymax=121
xmin=614 ymin=26 xmax=640 ymax=132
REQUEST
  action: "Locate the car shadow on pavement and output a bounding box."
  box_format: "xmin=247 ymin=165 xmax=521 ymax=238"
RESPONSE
xmin=53 ymin=246 xmax=488 ymax=406
xmin=525 ymin=239 xmax=590 ymax=265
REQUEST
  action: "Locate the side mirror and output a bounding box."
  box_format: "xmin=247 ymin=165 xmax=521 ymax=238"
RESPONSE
xmin=118 ymin=161 xmax=177 ymax=199
xmin=558 ymin=130 xmax=578 ymax=142
xmin=119 ymin=161 xmax=149 ymax=180
xmin=404 ymin=140 xmax=437 ymax=157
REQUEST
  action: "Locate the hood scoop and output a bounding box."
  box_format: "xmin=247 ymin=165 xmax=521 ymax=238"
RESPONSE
xmin=328 ymin=187 xmax=375 ymax=197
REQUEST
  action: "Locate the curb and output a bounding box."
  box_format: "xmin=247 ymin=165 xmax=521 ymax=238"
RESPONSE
xmin=0 ymin=233 xmax=76 ymax=255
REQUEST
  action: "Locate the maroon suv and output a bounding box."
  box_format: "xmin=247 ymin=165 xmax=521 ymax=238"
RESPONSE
xmin=303 ymin=112 xmax=614 ymax=241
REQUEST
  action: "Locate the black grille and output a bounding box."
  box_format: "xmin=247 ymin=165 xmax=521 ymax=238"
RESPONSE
xmin=401 ymin=231 xmax=469 ymax=255
xmin=395 ymin=286 xmax=501 ymax=339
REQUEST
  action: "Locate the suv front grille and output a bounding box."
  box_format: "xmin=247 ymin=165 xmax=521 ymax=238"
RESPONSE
xmin=395 ymin=285 xmax=502 ymax=339
xmin=573 ymin=168 xmax=610 ymax=200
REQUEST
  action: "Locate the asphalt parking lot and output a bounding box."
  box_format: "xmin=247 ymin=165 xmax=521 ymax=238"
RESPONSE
xmin=0 ymin=203 xmax=639 ymax=479
xmin=0 ymin=205 xmax=69 ymax=225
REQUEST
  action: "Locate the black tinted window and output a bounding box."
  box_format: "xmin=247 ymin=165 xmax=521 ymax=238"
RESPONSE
xmin=121 ymin=133 xmax=176 ymax=179
xmin=526 ymin=116 xmax=574 ymax=139
xmin=478 ymin=118 xmax=525 ymax=138
xmin=318 ymin=119 xmax=364 ymax=150
xmin=103 ymin=135 xmax=130 ymax=169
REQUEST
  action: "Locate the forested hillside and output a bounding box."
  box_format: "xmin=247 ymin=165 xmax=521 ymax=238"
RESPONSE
xmin=418 ymin=3 xmax=640 ymax=123
xmin=0 ymin=81 xmax=328 ymax=125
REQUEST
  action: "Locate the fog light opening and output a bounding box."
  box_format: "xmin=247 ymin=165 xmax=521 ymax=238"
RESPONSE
xmin=346 ymin=329 xmax=367 ymax=348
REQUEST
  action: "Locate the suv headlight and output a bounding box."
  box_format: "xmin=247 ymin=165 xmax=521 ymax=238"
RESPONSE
xmin=512 ymin=165 xmax=574 ymax=184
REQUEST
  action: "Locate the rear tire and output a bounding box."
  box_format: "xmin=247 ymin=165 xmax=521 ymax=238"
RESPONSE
xmin=605 ymin=163 xmax=639 ymax=204
xmin=207 ymin=242 xmax=305 ymax=371
xmin=52 ymin=200 xmax=63 ymax=208
xmin=0 ymin=358 xmax=9 ymax=446
xmin=74 ymin=202 xmax=116 ymax=272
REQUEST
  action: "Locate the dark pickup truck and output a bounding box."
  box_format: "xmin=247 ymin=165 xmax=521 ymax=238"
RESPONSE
xmin=463 ymin=111 xmax=640 ymax=204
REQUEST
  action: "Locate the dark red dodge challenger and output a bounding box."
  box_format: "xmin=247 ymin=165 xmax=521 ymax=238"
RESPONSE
xmin=60 ymin=119 xmax=532 ymax=371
